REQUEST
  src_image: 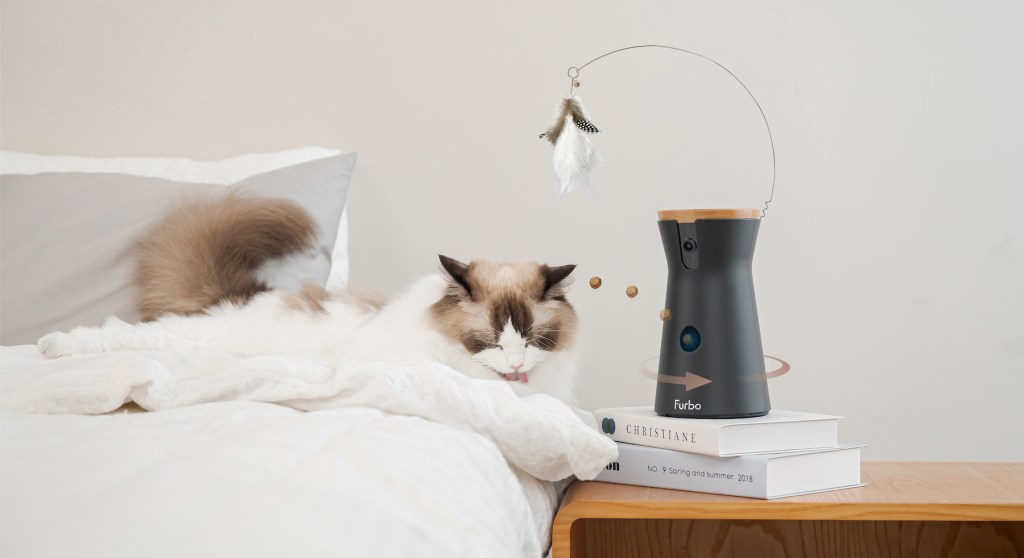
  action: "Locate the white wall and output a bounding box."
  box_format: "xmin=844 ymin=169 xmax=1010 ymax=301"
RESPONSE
xmin=2 ymin=0 xmax=1021 ymax=461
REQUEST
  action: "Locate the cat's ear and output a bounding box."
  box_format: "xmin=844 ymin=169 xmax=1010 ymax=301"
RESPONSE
xmin=439 ymin=255 xmax=472 ymax=296
xmin=542 ymin=264 xmax=576 ymax=299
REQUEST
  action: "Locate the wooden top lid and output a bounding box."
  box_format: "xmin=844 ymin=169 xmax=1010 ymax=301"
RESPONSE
xmin=657 ymin=208 xmax=761 ymax=223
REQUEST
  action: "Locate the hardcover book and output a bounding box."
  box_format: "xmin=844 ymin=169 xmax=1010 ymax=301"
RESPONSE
xmin=595 ymin=407 xmax=840 ymax=456
xmin=595 ymin=442 xmax=863 ymax=499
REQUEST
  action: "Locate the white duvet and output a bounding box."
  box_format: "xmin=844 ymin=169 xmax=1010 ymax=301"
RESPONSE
xmin=0 ymin=345 xmax=617 ymax=557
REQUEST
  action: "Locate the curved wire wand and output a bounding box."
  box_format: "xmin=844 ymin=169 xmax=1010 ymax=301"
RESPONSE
xmin=567 ymin=44 xmax=776 ymax=218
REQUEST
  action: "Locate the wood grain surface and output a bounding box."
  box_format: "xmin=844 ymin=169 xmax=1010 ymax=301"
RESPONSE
xmin=571 ymin=518 xmax=1024 ymax=558
xmin=657 ymin=209 xmax=762 ymax=223
xmin=552 ymin=462 xmax=1024 ymax=558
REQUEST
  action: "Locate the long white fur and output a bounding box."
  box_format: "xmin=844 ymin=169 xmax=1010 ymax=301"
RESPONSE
xmin=37 ymin=275 xmax=579 ymax=404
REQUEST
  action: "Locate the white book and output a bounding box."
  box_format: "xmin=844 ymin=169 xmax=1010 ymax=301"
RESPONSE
xmin=595 ymin=442 xmax=863 ymax=499
xmin=595 ymin=407 xmax=840 ymax=456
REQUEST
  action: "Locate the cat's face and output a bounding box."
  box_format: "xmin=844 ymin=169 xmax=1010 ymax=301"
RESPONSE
xmin=430 ymin=256 xmax=578 ymax=383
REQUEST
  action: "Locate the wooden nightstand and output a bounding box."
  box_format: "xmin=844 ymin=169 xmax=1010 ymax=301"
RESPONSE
xmin=553 ymin=462 xmax=1024 ymax=557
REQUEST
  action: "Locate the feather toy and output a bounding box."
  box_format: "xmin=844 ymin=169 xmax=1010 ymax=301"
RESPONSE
xmin=540 ymin=97 xmax=601 ymax=195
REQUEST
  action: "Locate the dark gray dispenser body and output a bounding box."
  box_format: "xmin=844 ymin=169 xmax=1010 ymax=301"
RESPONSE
xmin=655 ymin=216 xmax=770 ymax=418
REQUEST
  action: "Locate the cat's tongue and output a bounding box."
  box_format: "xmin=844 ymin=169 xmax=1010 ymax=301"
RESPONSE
xmin=503 ymin=371 xmax=529 ymax=384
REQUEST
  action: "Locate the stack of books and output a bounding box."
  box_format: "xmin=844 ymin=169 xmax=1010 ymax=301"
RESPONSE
xmin=593 ymin=407 xmax=863 ymax=499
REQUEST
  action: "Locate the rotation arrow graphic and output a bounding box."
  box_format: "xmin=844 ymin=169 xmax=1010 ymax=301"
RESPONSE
xmin=647 ymin=370 xmax=713 ymax=392
xmin=743 ymin=355 xmax=791 ymax=382
xmin=675 ymin=371 xmax=713 ymax=391
xmin=641 ymin=356 xmax=790 ymax=389
xmin=638 ymin=358 xmax=713 ymax=392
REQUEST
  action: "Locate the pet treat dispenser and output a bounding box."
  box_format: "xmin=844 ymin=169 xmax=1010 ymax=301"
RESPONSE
xmin=543 ymin=45 xmax=784 ymax=419
xmin=655 ymin=209 xmax=769 ymax=418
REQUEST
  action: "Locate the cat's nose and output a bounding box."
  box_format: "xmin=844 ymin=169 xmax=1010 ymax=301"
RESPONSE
xmin=510 ymin=362 xmax=523 ymax=371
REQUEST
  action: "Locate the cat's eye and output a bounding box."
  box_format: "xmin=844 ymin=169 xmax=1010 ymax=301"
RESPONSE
xmin=530 ymin=337 xmax=555 ymax=350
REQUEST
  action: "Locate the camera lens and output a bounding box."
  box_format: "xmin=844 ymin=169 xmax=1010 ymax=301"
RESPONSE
xmin=680 ymin=326 xmax=701 ymax=352
xmin=682 ymin=239 xmax=696 ymax=252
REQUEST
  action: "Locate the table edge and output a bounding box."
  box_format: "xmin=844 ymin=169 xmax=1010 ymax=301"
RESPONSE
xmin=553 ymin=500 xmax=1024 ymax=524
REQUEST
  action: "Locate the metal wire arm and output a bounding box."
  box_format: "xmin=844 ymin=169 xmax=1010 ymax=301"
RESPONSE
xmin=567 ymin=44 xmax=777 ymax=218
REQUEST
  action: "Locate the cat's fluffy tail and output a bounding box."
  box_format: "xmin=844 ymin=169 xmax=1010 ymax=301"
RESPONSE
xmin=134 ymin=192 xmax=317 ymax=320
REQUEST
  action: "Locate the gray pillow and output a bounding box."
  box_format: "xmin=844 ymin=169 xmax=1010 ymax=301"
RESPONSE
xmin=0 ymin=153 xmax=355 ymax=345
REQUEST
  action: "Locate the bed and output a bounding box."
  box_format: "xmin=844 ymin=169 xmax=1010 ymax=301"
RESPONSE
xmin=0 ymin=149 xmax=616 ymax=557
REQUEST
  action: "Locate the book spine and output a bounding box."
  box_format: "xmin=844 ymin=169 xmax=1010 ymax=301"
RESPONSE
xmin=595 ymin=443 xmax=768 ymax=498
xmin=598 ymin=410 xmax=720 ymax=455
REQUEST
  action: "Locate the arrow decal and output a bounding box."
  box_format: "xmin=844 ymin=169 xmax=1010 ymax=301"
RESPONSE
xmin=638 ymin=357 xmax=713 ymax=392
xmin=744 ymin=355 xmax=791 ymax=382
xmin=638 ymin=355 xmax=790 ymax=390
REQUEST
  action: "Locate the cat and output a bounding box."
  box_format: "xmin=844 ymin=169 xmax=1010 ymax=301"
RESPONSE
xmin=36 ymin=193 xmax=581 ymax=403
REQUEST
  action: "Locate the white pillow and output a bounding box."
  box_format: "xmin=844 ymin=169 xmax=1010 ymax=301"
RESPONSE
xmin=0 ymin=148 xmax=352 ymax=288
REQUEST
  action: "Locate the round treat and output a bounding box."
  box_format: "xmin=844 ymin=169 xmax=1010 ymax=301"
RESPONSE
xmin=660 ymin=309 xmax=672 ymax=321
xmin=589 ymin=276 xmax=602 ymax=289
xmin=626 ymin=285 xmax=638 ymax=298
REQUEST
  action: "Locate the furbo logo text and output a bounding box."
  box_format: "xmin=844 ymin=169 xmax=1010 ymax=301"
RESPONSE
xmin=674 ymin=399 xmax=701 ymax=411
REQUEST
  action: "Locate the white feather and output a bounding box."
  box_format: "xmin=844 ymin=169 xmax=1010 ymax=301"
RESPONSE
xmin=552 ymin=114 xmax=601 ymax=195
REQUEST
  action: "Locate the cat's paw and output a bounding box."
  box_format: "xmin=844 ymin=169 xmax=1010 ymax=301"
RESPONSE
xmin=37 ymin=332 xmax=79 ymax=359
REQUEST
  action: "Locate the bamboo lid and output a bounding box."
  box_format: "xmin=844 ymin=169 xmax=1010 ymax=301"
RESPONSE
xmin=657 ymin=208 xmax=761 ymax=223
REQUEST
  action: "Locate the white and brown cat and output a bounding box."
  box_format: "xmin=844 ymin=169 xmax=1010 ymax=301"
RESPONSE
xmin=37 ymin=194 xmax=581 ymax=403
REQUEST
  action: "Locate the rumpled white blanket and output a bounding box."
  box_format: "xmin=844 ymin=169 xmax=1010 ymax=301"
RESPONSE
xmin=1 ymin=346 xmax=617 ymax=558
xmin=1 ymin=347 xmax=616 ymax=482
